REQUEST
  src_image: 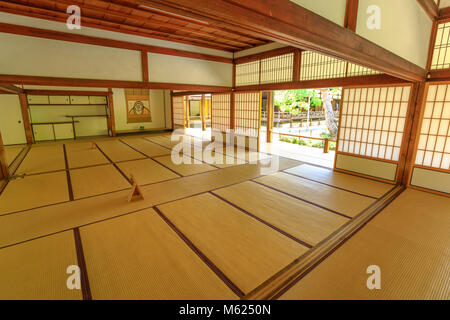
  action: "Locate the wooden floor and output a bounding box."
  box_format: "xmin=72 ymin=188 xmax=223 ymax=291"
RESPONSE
xmin=0 ymin=132 xmax=448 ymax=300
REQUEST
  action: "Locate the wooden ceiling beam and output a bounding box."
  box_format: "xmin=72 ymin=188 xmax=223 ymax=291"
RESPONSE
xmin=0 ymin=74 xmax=232 ymax=91
xmin=133 ymin=0 xmax=426 ymax=82
xmin=0 ymin=22 xmax=232 ymax=64
xmin=234 ymin=74 xmax=409 ymax=92
xmin=344 ymin=0 xmax=359 ymax=31
xmin=417 ymin=0 xmax=439 ymax=20
xmin=0 ymin=1 xmax=242 ymax=51
xmin=0 ymin=83 xmax=23 ymax=94
xmin=52 ymin=0 xmax=255 ymax=49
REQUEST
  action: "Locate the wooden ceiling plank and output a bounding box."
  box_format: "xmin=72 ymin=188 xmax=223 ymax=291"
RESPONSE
xmin=0 ymin=0 xmax=244 ymax=51
xmin=54 ymin=0 xmax=255 ymax=48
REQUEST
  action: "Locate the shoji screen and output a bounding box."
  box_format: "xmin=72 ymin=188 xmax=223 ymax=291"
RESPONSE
xmin=234 ymin=92 xmax=261 ymax=150
xmin=336 ymin=85 xmax=412 ymax=182
xmin=235 ymin=61 xmax=260 ymax=86
xmin=172 ymin=96 xmax=184 ymax=127
xmin=410 ymin=83 xmax=450 ymax=194
xmin=431 ymin=22 xmax=450 ymax=70
xmin=300 ymin=51 xmax=346 ymax=81
xmin=260 ymin=53 xmax=294 ymax=84
xmin=300 ymin=51 xmax=380 ymax=81
xmin=211 ymin=93 xmax=231 ymax=133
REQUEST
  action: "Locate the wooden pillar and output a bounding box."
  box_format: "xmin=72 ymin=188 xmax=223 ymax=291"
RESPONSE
xmin=201 ymin=94 xmax=206 ymax=131
xmin=230 ymin=92 xmax=235 ymax=130
xmin=184 ymin=96 xmax=190 ymax=128
xmin=18 ymin=93 xmax=33 ymax=144
xmin=141 ymin=51 xmax=149 ymax=82
xmin=266 ymin=91 xmax=273 ymax=143
xmin=293 ymin=49 xmax=301 ymax=82
xmin=107 ymin=89 xmax=116 ymax=137
xmin=399 ymin=82 xmax=426 ymax=185
xmin=0 ymin=132 xmax=9 ymax=180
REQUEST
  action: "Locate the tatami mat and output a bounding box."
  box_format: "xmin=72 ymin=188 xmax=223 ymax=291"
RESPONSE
xmin=69 ymin=164 xmax=130 ymax=199
xmin=0 ymin=158 xmax=301 ymax=248
xmin=80 ymin=209 xmax=237 ymax=299
xmin=279 ymin=188 xmax=450 ymax=300
xmin=65 ymin=142 xmax=109 ymax=169
xmin=16 ymin=145 xmax=65 ymax=175
xmin=368 ymin=189 xmax=450 ymax=254
xmin=153 ymin=155 xmax=217 ymax=176
xmin=285 ymin=164 xmax=393 ymax=198
xmin=117 ymin=158 xmax=179 ymax=185
xmin=4 ymin=145 xmax=24 ymax=166
xmin=213 ymin=181 xmax=349 ymax=245
xmin=95 ymin=140 xmax=145 ymax=162
xmin=0 ymin=231 xmax=81 ymax=300
xmin=202 ymin=151 xmax=245 ymax=168
xmin=144 ymin=135 xmax=176 ymax=149
xmin=280 ymin=225 xmax=449 ymax=300
xmin=158 ymin=193 xmax=308 ymax=294
xmin=0 ymin=171 xmax=69 ymax=215
xmin=120 ymin=138 xmax=171 ymax=157
xmin=254 ymin=172 xmax=375 ymax=217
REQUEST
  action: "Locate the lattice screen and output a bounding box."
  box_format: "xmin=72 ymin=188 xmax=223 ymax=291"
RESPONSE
xmin=235 ymin=61 xmax=260 ymax=86
xmin=431 ymin=22 xmax=450 ymax=70
xmin=338 ymin=85 xmax=411 ymax=161
xmin=260 ymin=53 xmax=294 ymax=84
xmin=300 ymin=51 xmax=347 ymax=81
xmin=234 ymin=92 xmax=260 ymax=137
xmin=414 ymin=84 xmax=450 ymax=170
xmin=211 ymin=93 xmax=231 ymax=133
xmin=172 ymin=96 xmax=184 ymax=127
xmin=347 ymin=63 xmax=381 ymax=77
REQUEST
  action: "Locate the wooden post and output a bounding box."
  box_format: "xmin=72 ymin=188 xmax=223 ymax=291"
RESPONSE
xmin=266 ymin=91 xmax=273 ymax=143
xmin=107 ymin=89 xmax=116 ymax=137
xmin=201 ymin=94 xmax=206 ymax=131
xmin=0 ymin=132 xmax=9 ymax=180
xmin=323 ymin=138 xmax=329 ymax=153
xmin=141 ymin=51 xmax=149 ymax=82
xmin=293 ymin=49 xmax=301 ymax=81
xmin=18 ymin=93 xmax=33 ymax=144
xmin=184 ymin=96 xmax=190 ymax=128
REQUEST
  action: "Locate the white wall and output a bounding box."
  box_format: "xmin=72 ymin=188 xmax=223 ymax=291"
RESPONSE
xmin=290 ymin=0 xmax=347 ymax=26
xmin=356 ymin=0 xmax=432 ymax=69
xmin=112 ymin=89 xmax=171 ymax=132
xmin=148 ymin=53 xmax=232 ymax=86
xmin=0 ymin=33 xmax=142 ymax=81
xmin=0 ymin=12 xmax=232 ymax=59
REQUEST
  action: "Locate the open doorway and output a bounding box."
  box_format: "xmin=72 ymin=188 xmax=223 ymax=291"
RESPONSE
xmin=260 ymin=88 xmax=341 ymax=168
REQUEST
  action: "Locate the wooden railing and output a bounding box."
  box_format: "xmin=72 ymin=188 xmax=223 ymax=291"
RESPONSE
xmin=276 ymin=132 xmax=336 ymax=153
xmin=261 ymin=110 xmax=339 ymax=121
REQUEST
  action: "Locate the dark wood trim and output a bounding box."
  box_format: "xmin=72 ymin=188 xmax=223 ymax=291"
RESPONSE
xmin=73 ymin=228 xmax=92 ymax=300
xmin=136 ymin=0 xmax=426 ymax=81
xmin=0 ymin=132 xmax=9 ymax=180
xmin=428 ymin=68 xmax=450 ymax=80
xmin=417 ymin=0 xmax=439 ymax=20
xmin=234 ymin=46 xmax=297 ymax=64
xmin=344 ymin=0 xmax=359 ymax=31
xmin=18 ymin=92 xmax=33 ymax=144
xmin=397 ymin=82 xmax=423 ymax=184
xmin=141 ymin=51 xmax=149 ymax=82
xmin=0 ymin=22 xmax=232 ymax=64
xmin=235 ymin=74 xmax=410 ymax=91
xmin=426 ymin=20 xmax=439 ymax=72
xmin=0 ymin=74 xmax=232 ymax=91
xmin=24 ymin=90 xmax=108 ymax=96
xmin=438 ymin=6 xmax=450 ymax=20
xmin=0 ymin=83 xmax=23 ymax=94
xmin=292 ymin=49 xmax=301 ymax=82
xmin=172 ymin=90 xmax=229 ymax=96
xmin=62 ymin=144 xmax=74 ymax=201
xmin=107 ymin=89 xmax=116 ymax=137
